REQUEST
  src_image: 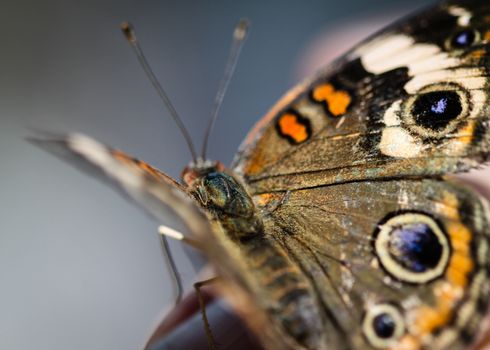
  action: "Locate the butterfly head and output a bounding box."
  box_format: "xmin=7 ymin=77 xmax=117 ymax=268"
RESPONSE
xmin=181 ymin=159 xmax=225 ymax=187
xmin=182 ymin=160 xmax=263 ymax=240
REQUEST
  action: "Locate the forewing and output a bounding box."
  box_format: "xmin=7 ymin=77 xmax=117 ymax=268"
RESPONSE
xmin=260 ymin=179 xmax=490 ymax=349
xmin=233 ymin=1 xmax=490 ymax=193
xmin=30 ymin=133 xmax=210 ymax=238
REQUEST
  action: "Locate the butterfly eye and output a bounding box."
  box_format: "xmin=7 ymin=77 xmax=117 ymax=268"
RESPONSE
xmin=374 ymin=212 xmax=450 ymax=283
xmin=362 ymin=304 xmax=405 ymax=348
xmin=448 ymin=29 xmax=479 ymax=49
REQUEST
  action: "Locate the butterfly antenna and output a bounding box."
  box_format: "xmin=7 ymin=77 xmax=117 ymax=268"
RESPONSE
xmin=200 ymin=18 xmax=250 ymax=160
xmin=121 ymin=22 xmax=198 ymax=163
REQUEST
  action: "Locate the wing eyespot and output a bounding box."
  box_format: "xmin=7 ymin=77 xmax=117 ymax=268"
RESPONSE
xmin=362 ymin=303 xmax=405 ymax=348
xmin=411 ymin=90 xmax=462 ymax=131
xmin=402 ymin=83 xmax=470 ymax=139
xmin=446 ymin=28 xmax=480 ymax=50
xmin=373 ymin=212 xmax=451 ymax=284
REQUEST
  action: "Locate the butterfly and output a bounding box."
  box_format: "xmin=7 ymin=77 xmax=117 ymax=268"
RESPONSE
xmin=31 ymin=0 xmax=490 ymax=349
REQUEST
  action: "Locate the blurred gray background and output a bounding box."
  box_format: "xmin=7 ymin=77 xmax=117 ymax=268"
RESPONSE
xmin=1 ymin=0 xmax=434 ymax=349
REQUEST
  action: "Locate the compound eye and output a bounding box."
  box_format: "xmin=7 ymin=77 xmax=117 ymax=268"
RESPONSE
xmin=363 ymin=304 xmax=405 ymax=348
xmin=374 ymin=212 xmax=451 ymax=284
xmin=448 ymin=29 xmax=479 ymax=49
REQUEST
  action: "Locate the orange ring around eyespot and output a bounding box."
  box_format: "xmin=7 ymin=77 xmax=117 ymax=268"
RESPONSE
xmin=404 ymin=193 xmax=474 ymax=340
xmin=484 ymin=30 xmax=490 ymax=42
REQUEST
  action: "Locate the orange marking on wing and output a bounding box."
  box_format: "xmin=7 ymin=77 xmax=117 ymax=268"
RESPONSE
xmin=240 ymin=82 xmax=308 ymax=176
xmin=242 ymin=82 xmax=308 ymax=147
xmin=256 ymin=193 xmax=274 ymax=207
xmin=112 ymin=150 xmax=160 ymax=179
xmin=410 ymin=281 xmax=460 ymax=338
xmin=447 ymin=257 xmax=472 ymax=287
xmin=391 ymin=335 xmax=419 ymax=350
xmin=405 ymin=192 xmax=473 ymax=342
xmin=412 ymin=306 xmax=450 ymax=335
xmin=312 ymin=83 xmax=351 ymax=117
xmin=456 ymin=121 xmax=476 ymax=147
xmin=446 ymin=222 xmax=473 ymax=288
xmin=438 ymin=192 xmax=460 ymax=219
xmin=246 ymin=155 xmax=267 ymax=175
xmin=469 ymin=49 xmax=486 ymax=59
xmin=137 ymin=161 xmax=161 ymax=179
xmin=277 ymin=113 xmax=309 ymax=144
xmin=449 ymin=227 xmax=471 ymax=251
xmin=484 ymin=30 xmax=490 ymax=42
xmin=112 ymin=150 xmax=135 ymax=165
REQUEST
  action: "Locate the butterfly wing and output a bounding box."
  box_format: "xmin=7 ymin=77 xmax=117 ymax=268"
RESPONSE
xmin=224 ymin=1 xmax=490 ymax=349
xmin=29 ymin=2 xmax=490 ymax=349
xmin=233 ymin=0 xmax=490 ymax=193
xmin=32 ymin=134 xmax=291 ymax=348
xmin=248 ymin=178 xmax=490 ymax=349
xmin=30 ymin=133 xmax=210 ymax=239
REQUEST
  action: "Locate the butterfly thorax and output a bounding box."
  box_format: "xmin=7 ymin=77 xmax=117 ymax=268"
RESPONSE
xmin=182 ymin=161 xmax=264 ymax=240
xmin=183 ymin=161 xmax=330 ymax=349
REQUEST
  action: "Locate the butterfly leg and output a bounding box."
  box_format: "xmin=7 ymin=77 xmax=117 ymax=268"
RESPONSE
xmin=159 ymin=235 xmax=184 ymax=304
xmin=158 ymin=224 xmax=202 ymax=249
xmin=194 ymin=277 xmax=220 ymax=350
xmin=158 ymin=224 xmax=204 ymax=304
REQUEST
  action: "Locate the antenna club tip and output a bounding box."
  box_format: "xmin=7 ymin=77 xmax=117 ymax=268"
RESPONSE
xmin=120 ymin=21 xmax=136 ymax=42
xmin=234 ymin=18 xmax=250 ymax=40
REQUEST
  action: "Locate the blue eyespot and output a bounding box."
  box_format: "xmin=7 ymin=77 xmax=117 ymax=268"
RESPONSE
xmin=388 ymin=222 xmax=442 ymax=273
xmin=362 ymin=304 xmax=405 ymax=348
xmin=450 ymin=29 xmax=477 ymax=48
xmin=372 ymin=313 xmax=396 ymax=339
xmin=411 ymin=91 xmax=462 ymax=131
xmin=431 ymin=97 xmax=448 ymax=114
xmin=374 ymin=212 xmax=450 ymax=284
